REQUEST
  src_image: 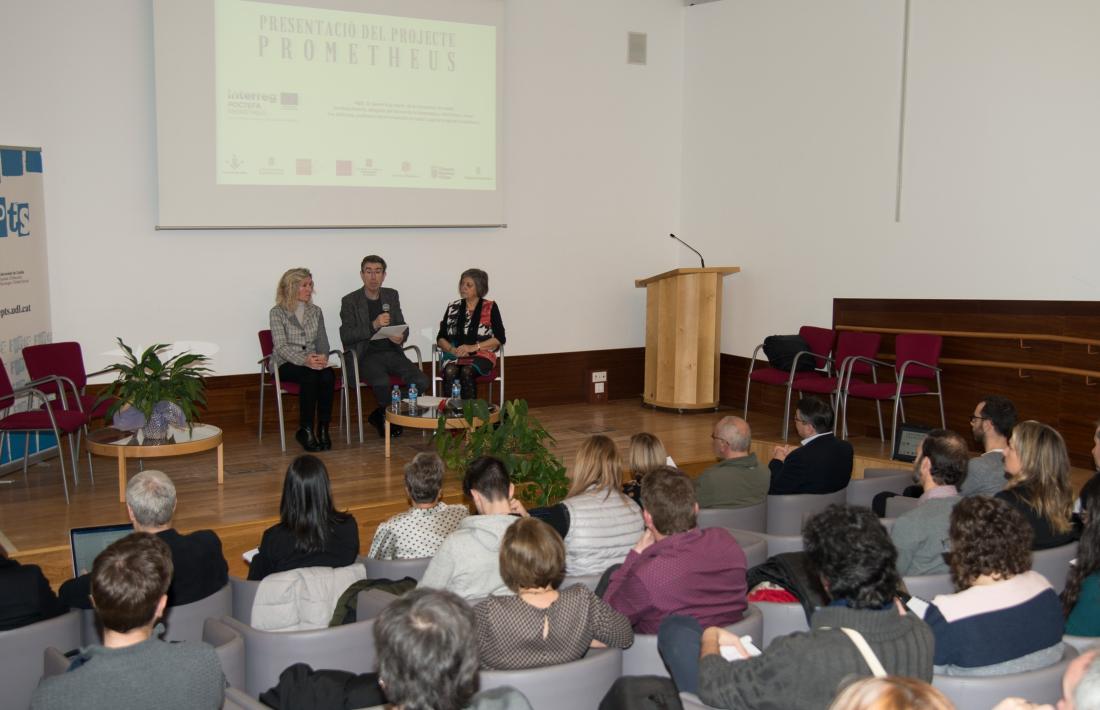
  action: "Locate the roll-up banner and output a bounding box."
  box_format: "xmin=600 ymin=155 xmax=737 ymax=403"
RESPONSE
xmin=0 ymin=145 xmax=55 ymax=468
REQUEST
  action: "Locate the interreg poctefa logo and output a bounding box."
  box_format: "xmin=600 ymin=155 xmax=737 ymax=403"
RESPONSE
xmin=0 ymin=196 xmax=31 ymax=238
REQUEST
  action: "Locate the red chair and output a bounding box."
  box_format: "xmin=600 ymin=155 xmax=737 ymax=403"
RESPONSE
xmin=743 ymin=326 xmax=835 ymax=439
xmin=257 ymin=330 xmax=350 ymax=452
xmin=790 ymin=331 xmax=882 ymax=438
xmin=840 ymin=333 xmax=945 ymax=453
xmin=346 ymin=345 xmax=423 ymax=443
xmin=0 ymin=357 xmax=87 ymax=503
xmin=430 ymin=344 xmax=504 ymax=407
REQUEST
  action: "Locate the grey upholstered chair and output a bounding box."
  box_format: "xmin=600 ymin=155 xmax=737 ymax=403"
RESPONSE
xmin=878 ymin=517 xmax=897 ymax=534
xmin=203 ymin=617 xmax=246 ymax=690
xmin=161 ymin=584 xmax=233 ymax=642
xmin=479 ymin=647 xmax=622 ymax=710
xmin=680 ymin=692 xmax=718 ymax=709
xmin=622 ymin=603 xmax=764 ymax=677
xmin=932 ymin=644 xmax=1078 ymax=709
xmin=758 ymin=531 xmax=804 ymax=557
xmin=902 ymin=573 xmax=955 ymax=601
xmin=766 ymin=489 xmax=848 ymax=536
xmin=0 ymin=610 xmax=82 ymax=710
xmin=697 ymin=501 xmax=767 ymax=533
xmin=727 ymin=529 xmax=768 ymax=569
xmin=1032 ymin=541 xmax=1078 ymax=594
xmin=757 ymin=601 xmax=810 ymax=649
xmin=360 ymin=556 xmax=432 ymax=582
xmin=845 ymin=469 xmax=912 ymax=509
xmin=223 ymin=687 xmax=271 ymax=709
xmin=1063 ymin=635 xmax=1100 ymax=654
xmin=355 ymin=588 xmax=400 ymax=621
xmin=229 ymin=576 xmax=261 ymax=625
xmin=221 ymin=615 xmax=379 ymax=697
xmin=560 ymin=573 xmax=602 ymax=592
xmin=885 ymin=495 xmax=919 ymax=518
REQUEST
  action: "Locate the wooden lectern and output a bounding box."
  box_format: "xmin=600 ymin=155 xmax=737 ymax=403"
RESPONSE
xmin=635 ymin=267 xmax=740 ymax=411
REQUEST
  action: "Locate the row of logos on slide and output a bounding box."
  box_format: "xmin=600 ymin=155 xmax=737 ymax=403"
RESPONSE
xmin=222 ymin=154 xmax=489 ymax=181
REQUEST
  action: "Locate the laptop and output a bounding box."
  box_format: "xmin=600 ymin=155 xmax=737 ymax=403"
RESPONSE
xmin=70 ymin=523 xmax=133 ymax=576
xmin=892 ymin=423 xmax=933 ymax=463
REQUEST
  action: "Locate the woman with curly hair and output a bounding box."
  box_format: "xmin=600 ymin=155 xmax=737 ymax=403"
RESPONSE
xmin=995 ymin=420 xmax=1077 ymax=549
xmin=1064 ymin=480 xmax=1100 ymax=636
xmin=923 ymin=496 xmax=1064 ymax=676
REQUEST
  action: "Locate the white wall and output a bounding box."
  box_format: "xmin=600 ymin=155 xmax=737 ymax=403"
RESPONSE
xmin=1 ymin=0 xmax=684 ymax=375
xmin=681 ymin=0 xmax=1100 ymax=357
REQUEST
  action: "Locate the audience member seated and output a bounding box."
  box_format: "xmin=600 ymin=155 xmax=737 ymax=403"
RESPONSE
xmin=658 ymin=504 xmax=934 ymax=710
xmin=995 ymin=420 xmax=1077 ymax=550
xmin=992 ymin=647 xmax=1100 ymax=710
xmin=0 ymin=547 xmax=66 ymax=632
xmin=60 ymin=470 xmax=227 ymax=608
xmin=515 ymin=435 xmax=644 ymax=577
xmin=962 ymin=395 xmax=1016 ymax=498
xmin=248 ymin=455 xmax=359 ymax=580
xmin=475 ymin=517 xmax=633 ymax=670
xmin=367 ymin=452 xmax=468 ymax=560
xmin=1075 ymin=419 xmax=1100 ymax=520
xmin=420 ymin=455 xmax=519 ymax=600
xmin=623 ymin=432 xmax=672 ymax=503
xmin=1064 ymin=483 xmax=1100 ymax=637
xmin=32 ymin=533 xmax=224 ymax=710
xmin=768 ymin=397 xmax=854 ymax=495
xmin=828 ymin=676 xmax=954 ymax=710
xmin=923 ymin=496 xmax=1064 ymax=676
xmin=603 ymin=467 xmax=747 ymax=634
xmin=891 ymin=429 xmax=967 ymax=576
xmin=695 ymin=415 xmax=769 ymax=509
xmin=378 ymin=589 xmax=531 ymax=710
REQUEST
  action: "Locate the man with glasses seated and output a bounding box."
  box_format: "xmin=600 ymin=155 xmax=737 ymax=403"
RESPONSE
xmin=768 ymin=397 xmax=853 ymax=495
xmin=962 ymin=395 xmax=1015 ymax=498
xmin=339 ymin=254 xmax=430 ymax=439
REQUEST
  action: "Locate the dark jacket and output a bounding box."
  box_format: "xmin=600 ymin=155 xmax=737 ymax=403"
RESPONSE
xmin=339 ymin=287 xmax=408 ymax=362
xmin=996 ymin=486 xmax=1079 ymax=550
xmin=0 ymin=556 xmax=68 ymax=631
xmin=59 ymin=528 xmax=228 ymax=609
xmin=768 ymin=433 xmax=854 ymax=495
xmin=248 ymin=515 xmax=360 ymax=581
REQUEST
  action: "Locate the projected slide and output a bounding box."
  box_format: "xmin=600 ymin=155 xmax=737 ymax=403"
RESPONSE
xmin=215 ymin=0 xmax=496 ymax=190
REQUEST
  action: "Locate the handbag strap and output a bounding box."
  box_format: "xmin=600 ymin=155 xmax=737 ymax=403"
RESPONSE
xmin=836 ymin=627 xmax=888 ymax=678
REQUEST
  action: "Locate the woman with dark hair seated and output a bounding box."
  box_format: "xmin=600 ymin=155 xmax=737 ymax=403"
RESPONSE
xmin=1064 ymin=481 xmax=1100 ymax=636
xmin=248 ymin=455 xmax=359 ymax=580
xmin=436 ymin=268 xmax=505 ymax=400
xmin=996 ymin=420 xmax=1077 ymax=550
xmin=923 ymin=496 xmax=1064 ymax=676
xmin=475 ymin=517 xmax=633 ymax=670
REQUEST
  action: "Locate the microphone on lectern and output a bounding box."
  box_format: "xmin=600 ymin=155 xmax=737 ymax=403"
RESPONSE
xmin=669 ymin=233 xmax=705 ymax=268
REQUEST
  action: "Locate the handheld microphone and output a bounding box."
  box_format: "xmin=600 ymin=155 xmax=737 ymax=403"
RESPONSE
xmin=669 ymin=233 xmax=705 ymax=268
xmin=382 ymin=303 xmax=390 ymax=313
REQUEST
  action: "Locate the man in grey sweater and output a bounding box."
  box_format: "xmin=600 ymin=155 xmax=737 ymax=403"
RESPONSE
xmin=891 ymin=429 xmax=969 ymax=576
xmin=32 ymin=533 xmax=224 ymax=710
xmin=419 ymin=455 xmax=518 ymax=600
xmin=961 ymin=395 xmax=1016 ymax=497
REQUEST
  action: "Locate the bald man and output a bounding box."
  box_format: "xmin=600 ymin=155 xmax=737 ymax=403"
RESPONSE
xmin=694 ymin=416 xmax=769 ymax=509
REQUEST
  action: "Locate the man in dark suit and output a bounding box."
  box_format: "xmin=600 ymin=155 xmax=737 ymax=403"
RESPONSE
xmin=768 ymin=396 xmax=853 ymax=495
xmin=59 ymin=470 xmax=227 ymax=609
xmin=339 ymin=254 xmax=430 ymax=438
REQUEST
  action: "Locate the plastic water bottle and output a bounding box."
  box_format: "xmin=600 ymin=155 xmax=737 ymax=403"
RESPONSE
xmin=408 ymin=382 xmax=418 ymax=408
xmin=451 ymin=380 xmax=462 ymax=401
xmin=390 ymin=385 xmax=401 ymax=412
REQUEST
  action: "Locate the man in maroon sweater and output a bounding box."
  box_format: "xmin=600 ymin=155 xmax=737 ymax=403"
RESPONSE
xmin=603 ymin=467 xmax=747 ymax=633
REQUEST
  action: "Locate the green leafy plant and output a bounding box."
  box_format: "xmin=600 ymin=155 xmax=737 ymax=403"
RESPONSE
xmin=96 ymin=338 xmax=213 ymax=424
xmin=434 ymin=398 xmax=570 ymax=506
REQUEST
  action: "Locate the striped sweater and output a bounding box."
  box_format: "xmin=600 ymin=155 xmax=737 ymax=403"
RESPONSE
xmin=924 ymin=570 xmax=1064 ymax=674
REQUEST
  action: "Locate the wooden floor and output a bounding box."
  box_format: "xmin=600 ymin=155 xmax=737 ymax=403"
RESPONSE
xmin=0 ymin=399 xmax=1091 ymax=590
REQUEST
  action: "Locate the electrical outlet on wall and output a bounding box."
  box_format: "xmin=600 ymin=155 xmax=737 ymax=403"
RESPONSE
xmin=592 ymin=371 xmax=608 ymax=383
xmin=587 ymin=369 xmax=609 ymax=404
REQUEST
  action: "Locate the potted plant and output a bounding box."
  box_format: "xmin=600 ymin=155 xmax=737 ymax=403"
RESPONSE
xmin=96 ymin=338 xmax=212 ymax=442
xmin=433 ymin=398 xmax=570 ymax=506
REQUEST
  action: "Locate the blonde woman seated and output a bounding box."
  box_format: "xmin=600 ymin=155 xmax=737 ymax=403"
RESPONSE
xmin=624 ymin=432 xmax=673 ymax=504
xmin=995 ymin=420 xmax=1077 ymax=550
xmin=475 ymin=517 xmax=633 ymax=670
xmin=514 ymin=435 xmax=644 ymax=576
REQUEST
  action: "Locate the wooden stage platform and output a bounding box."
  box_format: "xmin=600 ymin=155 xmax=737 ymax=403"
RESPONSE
xmin=0 ymin=399 xmax=1089 ymax=590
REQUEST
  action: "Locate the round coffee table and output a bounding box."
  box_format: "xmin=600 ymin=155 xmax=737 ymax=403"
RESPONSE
xmin=384 ymin=401 xmax=500 ymax=458
xmin=86 ymin=425 xmax=224 ymax=502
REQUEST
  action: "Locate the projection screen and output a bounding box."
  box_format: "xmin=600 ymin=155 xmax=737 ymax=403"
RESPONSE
xmin=153 ymin=0 xmax=505 ymax=228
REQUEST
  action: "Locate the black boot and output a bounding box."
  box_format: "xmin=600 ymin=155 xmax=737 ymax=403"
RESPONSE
xmin=317 ymin=424 xmax=332 ymax=450
xmin=295 ymin=426 xmax=321 ymax=452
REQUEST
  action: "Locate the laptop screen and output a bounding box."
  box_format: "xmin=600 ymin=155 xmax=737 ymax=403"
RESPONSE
xmin=69 ymin=523 xmax=134 ymax=576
